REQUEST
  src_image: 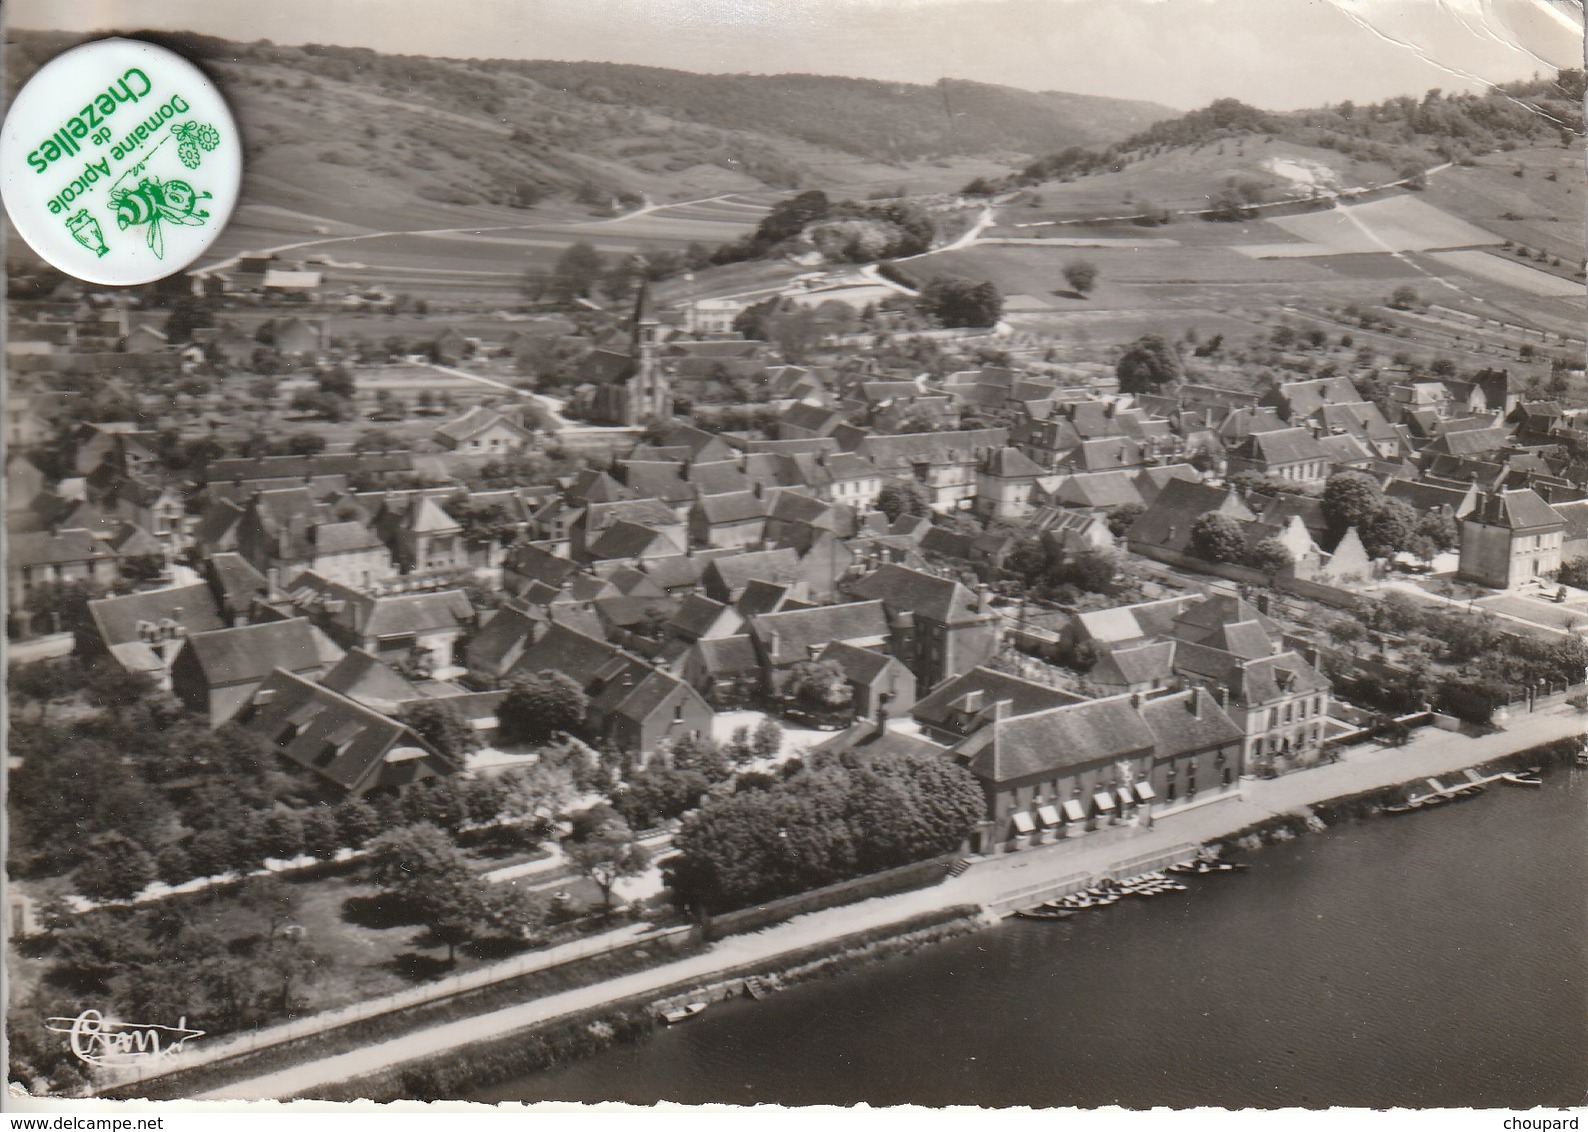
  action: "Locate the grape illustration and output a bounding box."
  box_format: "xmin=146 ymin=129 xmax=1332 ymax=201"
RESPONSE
xmin=178 ymin=141 xmax=201 ymax=169
xmin=196 ymin=124 xmax=221 ymax=151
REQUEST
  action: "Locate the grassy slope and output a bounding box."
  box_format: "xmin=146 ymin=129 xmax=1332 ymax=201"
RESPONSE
xmin=1421 ymin=143 xmax=1585 ymax=264
xmin=994 ymin=138 xmax=1399 ymax=226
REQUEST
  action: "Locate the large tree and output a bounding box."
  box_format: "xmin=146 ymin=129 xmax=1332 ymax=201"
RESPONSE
xmin=1115 ymin=334 xmax=1182 ymax=393
xmin=549 ymin=242 xmax=605 ymax=305
xmin=1321 ymin=472 xmax=1384 ymax=543
xmin=564 ymin=813 xmax=651 ymax=913
xmin=919 ymin=275 xmax=1003 ymax=328
xmin=876 ymin=480 xmax=930 ymax=522
xmin=788 ymin=659 xmax=853 ymax=710
xmin=1188 ymin=512 xmax=1246 ymax=564
xmin=1360 ymin=498 xmax=1418 ymax=560
xmin=1246 ymin=537 xmax=1295 ymax=577
xmin=365 ymin=822 xmax=491 ymax=961
xmin=498 ymin=670 xmax=589 ymax=744
xmin=1063 ymin=261 xmax=1099 ymax=296
xmin=400 ymin=700 xmax=481 ymax=764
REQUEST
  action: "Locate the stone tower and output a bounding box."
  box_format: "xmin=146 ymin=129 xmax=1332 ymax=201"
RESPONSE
xmin=627 ymin=282 xmax=671 ymax=425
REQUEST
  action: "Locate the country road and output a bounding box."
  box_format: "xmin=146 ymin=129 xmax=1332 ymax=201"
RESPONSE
xmin=196 ymin=192 xmax=752 ymax=278
xmin=196 ymin=700 xmax=1587 ymax=1100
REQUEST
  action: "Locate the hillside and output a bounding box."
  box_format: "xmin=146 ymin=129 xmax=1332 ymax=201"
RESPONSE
xmin=4 ymin=29 xmax=1170 ymax=225
xmin=1010 ymin=74 xmax=1585 ymax=195
xmin=492 ymin=62 xmax=1173 ymax=161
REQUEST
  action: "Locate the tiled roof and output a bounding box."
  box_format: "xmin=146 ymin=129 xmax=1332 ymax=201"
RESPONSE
xmin=686 ymin=460 xmax=752 ymax=496
xmin=1239 ymin=427 xmax=1327 ymax=466
xmin=1090 ymin=640 xmax=1177 ymax=687
xmin=1137 ymin=687 xmax=1246 ymax=756
xmin=187 ymin=617 xmax=327 ymax=686
xmin=706 ymin=547 xmax=803 ymax=594
xmin=911 ymin=667 xmax=1083 ymax=737
xmin=1128 ymin=480 xmax=1255 ymax=552
xmin=983 ymin=446 xmax=1046 ymax=479
xmin=637 ymin=554 xmax=704 ymax=591
xmin=748 ymin=601 xmax=891 ymax=665
xmin=434 ymin=406 xmax=530 ymax=443
xmin=846 ymin=562 xmax=982 ymax=625
xmin=241 ymin=668 xmax=450 ymax=794
xmin=587 ymin=520 xmax=683 ymax=561
xmin=818 ymin=639 xmax=896 ymax=684
xmin=857 ymin=428 xmax=1008 ymax=471
xmin=1048 ymin=470 xmax=1144 ymax=510
xmin=735 ymin=578 xmax=792 ymax=616
xmin=11 ymin=528 xmax=118 ymax=568
xmin=695 ymin=491 xmax=767 ymax=525
xmin=322 ymin=644 xmax=425 ymax=704
xmin=312 ymin=521 xmax=387 ymax=554
xmin=512 ymin=622 xmax=628 ymax=685
xmin=690 ymin=634 xmax=760 ymax=676
xmin=585 ymin=497 xmax=681 ymax=532
xmin=465 ymin=605 xmax=542 ymax=676
xmin=958 ymin=695 xmax=1156 ymax=782
xmin=565 ymin=469 xmax=636 ymax=504
xmin=669 ymin=594 xmax=736 ymax=640
xmin=89 ymin=583 xmax=225 ymax=646
xmin=1469 ymin=488 xmax=1563 ymax=531
xmin=206 ymin=552 xmax=270 ymax=609
xmin=616 ymin=461 xmax=694 ymax=504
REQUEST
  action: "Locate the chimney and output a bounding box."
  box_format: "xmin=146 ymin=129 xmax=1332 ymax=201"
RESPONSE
xmin=963 ymin=689 xmax=985 ymax=714
xmin=872 ymin=692 xmax=893 ymax=740
xmin=806 ymin=643 xmax=823 ymax=661
xmin=1186 ymin=690 xmax=1202 ymax=717
xmin=1131 ymin=691 xmax=1143 ymax=710
xmin=769 ymin=629 xmax=781 ymax=659
xmin=993 ymin=697 xmax=1014 ymax=723
xmin=753 ymin=481 xmax=764 ymax=499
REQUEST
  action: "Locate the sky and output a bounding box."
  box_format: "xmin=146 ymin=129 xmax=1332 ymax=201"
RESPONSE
xmin=7 ymin=0 xmax=1583 ymax=111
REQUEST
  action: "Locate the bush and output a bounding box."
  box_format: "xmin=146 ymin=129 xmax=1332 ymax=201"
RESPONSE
xmin=1435 ymin=677 xmax=1514 ymax=725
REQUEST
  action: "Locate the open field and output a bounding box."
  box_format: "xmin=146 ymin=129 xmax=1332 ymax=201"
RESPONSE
xmin=1421 ymin=143 xmax=1586 ymax=265
xmin=993 ymin=138 xmax=1399 ymax=226
xmin=1427 ymin=250 xmax=1586 ymax=298
xmin=1235 ymin=194 xmax=1502 ymax=257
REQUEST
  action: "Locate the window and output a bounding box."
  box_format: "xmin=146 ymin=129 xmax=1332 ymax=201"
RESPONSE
xmin=673 ymin=703 xmax=685 ymax=724
xmin=1269 ymin=708 xmax=1279 ymax=728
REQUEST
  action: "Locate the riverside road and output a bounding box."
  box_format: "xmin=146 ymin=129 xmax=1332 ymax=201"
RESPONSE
xmin=198 ymin=702 xmax=1587 ymax=1099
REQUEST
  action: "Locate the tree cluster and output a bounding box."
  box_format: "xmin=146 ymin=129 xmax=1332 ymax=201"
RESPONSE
xmin=917 ymin=275 xmax=1003 ymax=328
xmin=711 ymin=190 xmax=937 ymax=266
xmin=667 ymin=747 xmax=986 ymax=915
xmin=1115 ymin=333 xmax=1182 ymax=393
xmin=1321 ymin=472 xmax=1455 ymax=561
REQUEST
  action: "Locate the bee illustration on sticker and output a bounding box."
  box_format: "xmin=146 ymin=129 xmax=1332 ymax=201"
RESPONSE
xmin=109 ymin=176 xmax=212 ymax=260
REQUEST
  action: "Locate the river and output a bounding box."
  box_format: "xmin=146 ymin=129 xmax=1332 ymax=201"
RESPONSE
xmin=475 ymin=769 xmax=1587 ymax=1108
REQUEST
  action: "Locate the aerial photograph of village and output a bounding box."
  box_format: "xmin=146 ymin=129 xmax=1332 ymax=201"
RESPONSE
xmin=4 ymin=0 xmax=1585 ymax=1115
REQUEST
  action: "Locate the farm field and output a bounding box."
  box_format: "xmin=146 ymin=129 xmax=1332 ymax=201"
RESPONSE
xmin=1234 ymin=194 xmax=1502 ymax=257
xmin=1426 ymin=250 xmax=1586 ymax=298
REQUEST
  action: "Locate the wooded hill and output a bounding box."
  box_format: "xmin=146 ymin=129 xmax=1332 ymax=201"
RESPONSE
xmin=5 ymin=30 xmax=1171 ymax=212
xmin=1016 ymin=72 xmax=1586 ymax=186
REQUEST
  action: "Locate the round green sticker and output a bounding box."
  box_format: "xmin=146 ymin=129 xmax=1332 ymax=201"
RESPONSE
xmin=0 ymin=37 xmax=241 ymax=286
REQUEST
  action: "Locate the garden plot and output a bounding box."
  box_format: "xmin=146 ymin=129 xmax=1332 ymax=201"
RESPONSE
xmin=1234 ymin=195 xmax=1502 ymax=258
xmin=1426 ymin=251 xmax=1586 ymax=298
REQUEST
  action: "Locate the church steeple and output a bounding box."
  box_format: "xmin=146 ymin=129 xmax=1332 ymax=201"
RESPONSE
xmin=627 ymin=280 xmax=669 ymax=424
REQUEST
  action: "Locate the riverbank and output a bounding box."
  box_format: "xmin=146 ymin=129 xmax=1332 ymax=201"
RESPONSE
xmin=311 ymin=907 xmax=985 ymax=1102
xmin=189 ymin=702 xmax=1586 ymax=1099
